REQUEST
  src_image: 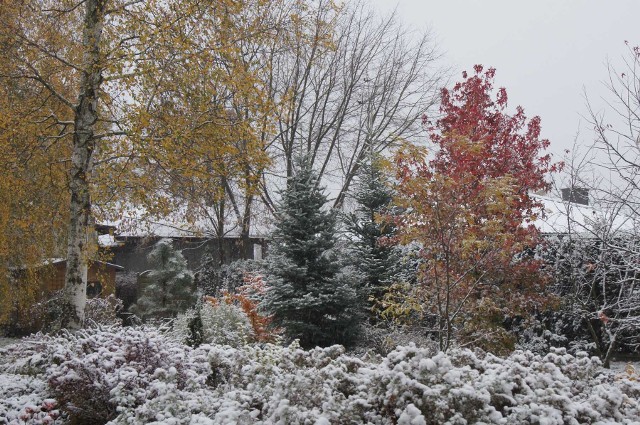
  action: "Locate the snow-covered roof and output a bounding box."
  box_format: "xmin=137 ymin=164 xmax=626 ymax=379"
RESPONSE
xmin=115 ymin=216 xmax=208 ymax=239
xmin=98 ymin=234 xmax=121 ymax=247
xmin=28 ymin=258 xmax=125 ymax=270
xmin=530 ymin=194 xmax=635 ymax=234
xmin=100 ymin=205 xmax=269 ymax=240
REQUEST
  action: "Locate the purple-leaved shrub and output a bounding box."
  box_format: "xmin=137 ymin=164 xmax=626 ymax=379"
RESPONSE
xmin=2 ymin=329 xmax=640 ymax=424
xmin=44 ymin=326 xmax=210 ymax=424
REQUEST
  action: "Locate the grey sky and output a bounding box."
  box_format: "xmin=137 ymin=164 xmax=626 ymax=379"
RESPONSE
xmin=370 ymin=0 xmax=638 ymax=159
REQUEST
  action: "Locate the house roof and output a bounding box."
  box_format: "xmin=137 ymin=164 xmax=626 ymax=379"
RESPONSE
xmin=100 ymin=204 xmax=269 ymax=240
xmin=42 ymin=258 xmax=125 ymax=271
xmin=530 ymin=194 xmax=635 ymax=235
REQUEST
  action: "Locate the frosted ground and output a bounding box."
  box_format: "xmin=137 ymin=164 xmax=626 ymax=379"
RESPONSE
xmin=1 ymin=326 xmax=639 ymax=424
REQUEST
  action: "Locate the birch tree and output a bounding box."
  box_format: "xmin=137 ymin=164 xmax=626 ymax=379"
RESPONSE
xmin=0 ymin=0 xmax=280 ymax=327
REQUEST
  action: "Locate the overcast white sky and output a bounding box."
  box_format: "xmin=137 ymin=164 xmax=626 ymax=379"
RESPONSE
xmin=370 ymin=0 xmax=639 ymax=159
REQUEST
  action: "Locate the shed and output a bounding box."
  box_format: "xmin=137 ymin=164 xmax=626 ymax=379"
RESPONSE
xmin=36 ymin=258 xmax=124 ymax=298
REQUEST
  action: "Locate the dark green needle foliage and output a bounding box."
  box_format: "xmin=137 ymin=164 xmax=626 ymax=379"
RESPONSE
xmin=345 ymin=156 xmax=399 ymax=314
xmin=263 ymin=157 xmax=362 ymax=348
xmin=131 ymin=239 xmax=197 ymax=322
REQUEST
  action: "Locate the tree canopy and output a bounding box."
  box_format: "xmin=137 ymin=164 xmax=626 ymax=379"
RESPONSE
xmin=383 ymin=66 xmax=561 ymax=352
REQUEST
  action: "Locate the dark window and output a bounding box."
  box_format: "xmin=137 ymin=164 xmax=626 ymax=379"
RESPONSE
xmin=86 ymin=281 xmax=102 ymax=299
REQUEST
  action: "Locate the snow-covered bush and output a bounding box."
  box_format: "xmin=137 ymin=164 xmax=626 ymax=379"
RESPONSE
xmin=44 ymin=326 xmax=209 ymax=424
xmin=2 ymin=327 xmax=640 ymax=424
xmin=541 ymin=232 xmax=640 ymax=365
xmin=84 ymin=294 xmax=123 ymax=327
xmin=513 ymin=312 xmax=597 ymax=357
xmin=353 ymin=323 xmax=439 ymax=356
xmin=0 ymin=335 xmax=63 ymax=424
xmin=0 ymin=373 xmax=54 ymax=424
xmin=130 ymin=239 xmax=197 ymax=321
xmin=196 ymin=272 xmax=282 ymax=345
xmin=14 ymin=291 xmax=124 ymax=335
xmin=117 ymin=342 xmax=371 ymax=423
xmin=170 ymin=302 xmax=253 ymax=347
xmin=111 ymin=343 xmax=640 ymax=424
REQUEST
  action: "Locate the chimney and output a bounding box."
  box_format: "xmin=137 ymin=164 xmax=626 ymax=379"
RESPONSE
xmin=561 ymin=187 xmax=589 ymax=206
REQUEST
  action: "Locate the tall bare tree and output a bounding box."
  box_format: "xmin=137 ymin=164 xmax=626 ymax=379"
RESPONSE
xmin=157 ymin=1 xmax=445 ymax=254
xmin=548 ymin=43 xmax=640 ymax=366
xmin=261 ymin=1 xmax=445 ymax=210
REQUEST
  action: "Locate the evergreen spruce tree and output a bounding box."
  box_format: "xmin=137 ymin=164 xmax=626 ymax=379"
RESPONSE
xmin=131 ymin=239 xmax=197 ymax=321
xmin=345 ymin=156 xmax=399 ymax=313
xmin=263 ymin=157 xmax=361 ymax=348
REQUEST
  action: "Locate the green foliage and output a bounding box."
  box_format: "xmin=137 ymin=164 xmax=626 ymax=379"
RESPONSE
xmin=344 ymin=156 xmax=400 ymax=314
xmin=131 ymin=239 xmax=196 ymax=322
xmin=196 ymin=257 xmax=265 ymax=297
xmin=186 ymin=312 xmax=204 ymax=348
xmin=262 ymin=157 xmax=363 ymax=348
xmin=171 ymin=301 xmax=253 ymax=348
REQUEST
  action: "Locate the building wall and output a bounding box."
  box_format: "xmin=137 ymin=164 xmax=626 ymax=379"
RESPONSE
xmin=40 ymin=262 xmax=116 ymax=297
xmin=109 ymin=237 xmax=267 ymax=274
xmin=108 ymin=237 xmax=267 ymax=311
xmin=7 ymin=262 xmax=119 ymax=335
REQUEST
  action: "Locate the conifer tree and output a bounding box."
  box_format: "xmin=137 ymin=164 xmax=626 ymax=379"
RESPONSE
xmin=263 ymin=158 xmax=361 ymax=348
xmin=131 ymin=239 xmax=196 ymax=322
xmin=345 ymin=156 xmax=399 ymax=313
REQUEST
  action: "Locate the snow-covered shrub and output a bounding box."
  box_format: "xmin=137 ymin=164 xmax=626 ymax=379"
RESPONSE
xmin=199 ymin=272 xmax=282 ymax=344
xmin=0 ymin=334 xmax=63 ymax=424
xmin=0 ymin=371 xmax=53 ymax=424
xmin=1 ymin=382 xmax=59 ymax=424
xmin=2 ymin=327 xmax=640 ymax=424
xmin=541 ymin=232 xmax=640 ymax=364
xmin=119 ymin=341 xmax=372 ymax=423
xmin=84 ymin=294 xmax=123 ymax=327
xmin=197 ymin=257 xmax=266 ymax=298
xmin=21 ymin=290 xmax=66 ymax=334
xmin=353 ymin=323 xmax=439 ymax=356
xmin=170 ymin=301 xmax=253 ymax=347
xmin=114 ymin=342 xmax=640 ymax=424
xmin=513 ymin=312 xmax=596 ymax=356
xmin=130 ymin=239 xmax=197 ymax=321
xmin=45 ymin=326 xmax=210 ymax=424
xmin=0 ymin=338 xmax=56 ymax=380
xmin=19 ymin=291 xmax=124 ymax=334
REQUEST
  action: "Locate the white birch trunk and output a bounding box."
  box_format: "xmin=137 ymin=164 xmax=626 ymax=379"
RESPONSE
xmin=63 ymin=0 xmax=105 ymax=328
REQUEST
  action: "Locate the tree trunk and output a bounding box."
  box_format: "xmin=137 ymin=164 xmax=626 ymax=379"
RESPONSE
xmin=603 ymin=335 xmax=618 ymax=369
xmin=239 ymin=192 xmax=254 ymax=258
xmin=63 ymin=0 xmax=105 ymax=328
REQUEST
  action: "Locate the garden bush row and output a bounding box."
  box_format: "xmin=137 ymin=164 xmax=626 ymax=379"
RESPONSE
xmin=1 ymin=326 xmax=639 ymax=424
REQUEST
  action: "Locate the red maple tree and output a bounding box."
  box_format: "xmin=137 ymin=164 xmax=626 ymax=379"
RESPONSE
xmin=384 ymin=66 xmax=561 ymax=352
xmin=428 ymin=65 xmax=560 ymax=220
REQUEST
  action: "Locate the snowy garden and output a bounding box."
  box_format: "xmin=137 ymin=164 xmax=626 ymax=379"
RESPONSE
xmin=2 ymin=146 xmax=640 ymax=423
xmin=2 ymin=326 xmax=639 ymax=424
xmin=3 ymin=0 xmax=640 ymax=423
